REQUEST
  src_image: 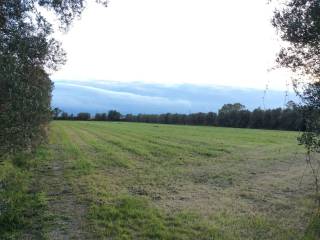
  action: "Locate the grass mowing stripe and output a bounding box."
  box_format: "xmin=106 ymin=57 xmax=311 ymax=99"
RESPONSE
xmin=76 ymin=122 xmax=224 ymax=161
xmin=45 ymin=121 xmax=316 ymax=239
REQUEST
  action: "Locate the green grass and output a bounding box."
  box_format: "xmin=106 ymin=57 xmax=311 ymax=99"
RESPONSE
xmin=1 ymin=121 xmax=318 ymax=239
xmin=0 ymin=150 xmax=50 ymax=239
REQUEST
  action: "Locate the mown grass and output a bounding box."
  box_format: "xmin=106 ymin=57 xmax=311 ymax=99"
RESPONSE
xmin=1 ymin=121 xmax=319 ymax=239
xmin=52 ymin=121 xmax=318 ymax=239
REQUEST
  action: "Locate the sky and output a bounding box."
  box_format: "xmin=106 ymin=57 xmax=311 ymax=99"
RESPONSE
xmin=51 ymin=0 xmax=292 ymax=91
xmin=52 ymin=80 xmax=297 ymax=114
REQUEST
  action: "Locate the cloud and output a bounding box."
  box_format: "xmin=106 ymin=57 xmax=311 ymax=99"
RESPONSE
xmin=57 ymin=82 xmax=191 ymax=106
xmin=53 ymin=81 xmax=193 ymax=114
xmin=52 ymin=80 xmax=298 ymax=114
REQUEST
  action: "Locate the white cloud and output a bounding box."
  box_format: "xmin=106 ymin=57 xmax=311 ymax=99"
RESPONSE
xmin=58 ymin=82 xmax=192 ymax=107
xmin=52 ymin=0 xmax=292 ymax=90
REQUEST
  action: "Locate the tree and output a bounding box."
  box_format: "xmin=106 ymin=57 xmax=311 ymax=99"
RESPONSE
xmin=237 ymin=110 xmax=250 ymax=128
xmin=108 ymin=110 xmax=121 ymax=121
xmin=273 ymin=0 xmax=320 ymax=83
xmin=273 ymin=0 xmax=320 ymax=232
xmin=249 ymin=108 xmax=264 ymax=129
xmin=206 ymin=112 xmax=217 ymax=126
xmin=270 ymin=108 xmax=282 ymax=129
xmin=218 ymin=103 xmax=246 ymax=127
xmin=53 ymin=107 xmax=62 ymax=119
xmin=273 ymin=0 xmax=320 ymax=141
xmin=61 ymin=112 xmax=70 ymax=120
xmin=0 ymin=1 xmax=107 ymax=156
xmin=125 ymin=114 xmax=134 ymax=122
xmin=77 ymin=112 xmax=91 ymax=121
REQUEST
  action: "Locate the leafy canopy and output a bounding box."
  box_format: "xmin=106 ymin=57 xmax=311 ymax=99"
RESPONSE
xmin=273 ymin=0 xmax=320 ymax=152
xmin=0 ymin=0 xmax=106 ymax=155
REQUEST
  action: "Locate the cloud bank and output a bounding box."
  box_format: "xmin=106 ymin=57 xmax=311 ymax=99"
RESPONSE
xmin=52 ymin=80 xmax=297 ymax=114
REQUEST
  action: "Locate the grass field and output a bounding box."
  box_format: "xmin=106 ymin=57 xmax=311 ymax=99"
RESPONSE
xmin=1 ymin=121 xmax=318 ymax=239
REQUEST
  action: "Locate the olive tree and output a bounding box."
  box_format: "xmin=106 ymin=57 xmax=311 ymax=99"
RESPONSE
xmin=0 ymin=0 xmax=106 ymax=156
xmin=273 ymin=0 xmax=320 ymax=228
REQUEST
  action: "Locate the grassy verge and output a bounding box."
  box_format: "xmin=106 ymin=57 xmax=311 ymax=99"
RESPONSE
xmin=0 ymin=149 xmax=50 ymax=239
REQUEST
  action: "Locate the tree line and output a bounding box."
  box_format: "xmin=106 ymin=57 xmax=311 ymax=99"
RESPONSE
xmin=53 ymin=102 xmax=305 ymax=131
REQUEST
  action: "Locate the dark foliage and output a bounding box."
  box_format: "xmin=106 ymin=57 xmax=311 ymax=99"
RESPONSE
xmin=54 ymin=102 xmax=304 ymax=131
xmin=273 ymin=0 xmax=320 ymax=149
xmin=76 ymin=112 xmax=91 ymax=121
xmin=94 ymin=113 xmax=108 ymax=121
xmin=273 ymin=0 xmax=320 ymax=79
xmin=0 ymin=1 xmax=107 ymax=156
xmin=107 ymin=110 xmax=121 ymax=121
xmin=121 ymin=103 xmax=303 ymax=131
xmin=297 ymin=82 xmax=320 ymax=152
xmin=273 ymin=0 xmax=320 ymax=230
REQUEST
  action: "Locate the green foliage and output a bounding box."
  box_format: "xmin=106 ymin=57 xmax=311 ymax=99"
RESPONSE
xmin=95 ymin=112 xmax=108 ymax=121
xmin=58 ymin=103 xmax=304 ymax=131
xmin=77 ymin=112 xmax=91 ymax=120
xmin=297 ymin=82 xmax=320 ymax=153
xmin=219 ymin=103 xmax=246 ymax=113
xmin=0 ymin=159 xmax=47 ymax=239
xmin=0 ymin=161 xmax=29 ymax=230
xmin=273 ymin=0 xmax=320 ymax=221
xmin=108 ymin=110 xmax=121 ymax=121
xmin=0 ymin=0 xmax=107 ymax=155
xmin=273 ymin=0 xmax=320 ymax=80
xmin=273 ymin=1 xmax=320 ymax=151
xmin=218 ymin=103 xmax=248 ymax=127
xmin=0 ymin=1 xmax=62 ymax=155
xmin=53 ymin=107 xmax=62 ymax=119
xmin=126 ymin=104 xmax=303 ymax=130
xmin=0 ymin=65 xmax=53 ymax=155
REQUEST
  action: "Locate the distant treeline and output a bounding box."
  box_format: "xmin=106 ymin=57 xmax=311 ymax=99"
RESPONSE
xmin=52 ymin=102 xmax=305 ymax=131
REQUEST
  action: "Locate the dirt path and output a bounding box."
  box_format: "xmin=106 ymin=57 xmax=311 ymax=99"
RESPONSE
xmin=26 ymin=141 xmax=93 ymax=240
xmin=44 ymin=159 xmax=88 ymax=240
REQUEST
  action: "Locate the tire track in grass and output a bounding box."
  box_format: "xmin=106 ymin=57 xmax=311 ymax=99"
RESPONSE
xmin=41 ymin=124 xmax=92 ymax=239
